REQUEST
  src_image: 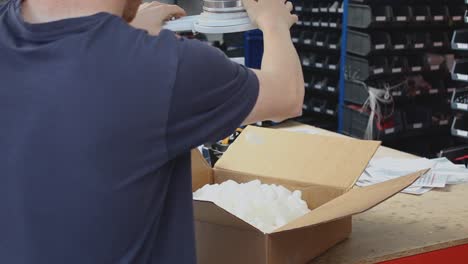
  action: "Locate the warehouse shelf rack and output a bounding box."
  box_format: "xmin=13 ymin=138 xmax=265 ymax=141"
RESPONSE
xmin=348 ymin=30 xmax=451 ymax=56
xmin=340 ymin=0 xmax=465 ymax=157
xmin=345 ymin=76 xmax=455 ymax=106
xmin=348 ymin=3 xmax=466 ymax=29
xmin=342 ymin=103 xmax=451 ymax=141
xmin=346 ymin=54 xmax=447 ymax=81
xmin=450 ymin=0 xmax=468 ymax=143
xmin=244 ymin=0 xmax=467 ymax=156
xmin=287 ymin=0 xmax=348 ymax=130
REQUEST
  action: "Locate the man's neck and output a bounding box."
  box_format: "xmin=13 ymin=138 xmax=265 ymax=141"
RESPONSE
xmin=21 ymin=0 xmax=124 ymax=23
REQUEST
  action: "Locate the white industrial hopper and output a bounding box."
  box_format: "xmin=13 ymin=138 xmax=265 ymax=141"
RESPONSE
xmin=163 ymin=0 xmax=257 ymax=34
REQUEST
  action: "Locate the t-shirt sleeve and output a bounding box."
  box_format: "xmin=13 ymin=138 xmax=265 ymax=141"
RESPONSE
xmin=166 ymin=36 xmax=259 ymax=159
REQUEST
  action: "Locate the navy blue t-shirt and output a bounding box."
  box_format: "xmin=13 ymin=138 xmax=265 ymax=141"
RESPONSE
xmin=0 ymin=1 xmax=259 ymax=263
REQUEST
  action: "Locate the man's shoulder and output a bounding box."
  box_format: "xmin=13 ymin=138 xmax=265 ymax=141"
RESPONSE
xmin=88 ymin=18 xmax=181 ymax=71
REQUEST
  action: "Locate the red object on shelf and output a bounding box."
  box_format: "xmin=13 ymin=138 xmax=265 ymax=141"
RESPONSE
xmin=378 ymin=244 xmax=468 ymax=264
xmin=455 ymin=155 xmax=468 ymax=161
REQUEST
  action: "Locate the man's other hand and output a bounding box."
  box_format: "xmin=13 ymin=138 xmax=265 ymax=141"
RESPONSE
xmin=130 ymin=1 xmax=186 ymax=35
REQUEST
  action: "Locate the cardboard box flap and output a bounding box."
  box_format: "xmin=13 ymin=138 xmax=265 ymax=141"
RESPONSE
xmin=194 ymin=200 xmax=259 ymax=232
xmin=215 ymin=126 xmax=381 ymax=189
xmin=191 ymin=149 xmax=214 ymax=192
xmin=273 ymin=170 xmax=427 ymax=233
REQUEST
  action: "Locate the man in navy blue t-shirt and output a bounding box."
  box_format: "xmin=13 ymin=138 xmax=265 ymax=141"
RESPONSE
xmin=0 ymin=0 xmax=303 ymax=263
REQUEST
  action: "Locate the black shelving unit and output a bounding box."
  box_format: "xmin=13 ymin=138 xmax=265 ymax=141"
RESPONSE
xmin=451 ymin=1 xmax=468 ymax=154
xmin=343 ymin=0 xmax=465 ymax=157
xmin=293 ymin=0 xmax=344 ymax=130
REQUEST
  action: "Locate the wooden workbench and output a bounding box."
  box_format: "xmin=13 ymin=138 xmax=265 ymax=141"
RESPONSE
xmin=276 ymin=122 xmax=468 ymax=263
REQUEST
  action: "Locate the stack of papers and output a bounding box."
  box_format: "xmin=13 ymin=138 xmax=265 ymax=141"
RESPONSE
xmin=357 ymin=157 xmax=468 ymax=195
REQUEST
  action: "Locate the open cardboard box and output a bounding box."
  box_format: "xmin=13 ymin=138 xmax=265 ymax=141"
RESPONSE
xmin=191 ymin=126 xmax=426 ymax=264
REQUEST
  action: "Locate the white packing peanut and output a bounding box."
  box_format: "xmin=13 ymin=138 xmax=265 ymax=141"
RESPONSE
xmin=193 ymin=180 xmax=312 ymax=233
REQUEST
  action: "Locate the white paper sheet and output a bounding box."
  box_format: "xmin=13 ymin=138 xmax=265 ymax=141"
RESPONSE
xmin=357 ymin=157 xmax=468 ymax=195
xmin=412 ymin=172 xmax=448 ymax=188
xmin=402 ymin=186 xmax=433 ymax=195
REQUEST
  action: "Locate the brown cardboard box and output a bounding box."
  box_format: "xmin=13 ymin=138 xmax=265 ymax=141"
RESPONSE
xmin=191 ymin=126 xmax=425 ymax=264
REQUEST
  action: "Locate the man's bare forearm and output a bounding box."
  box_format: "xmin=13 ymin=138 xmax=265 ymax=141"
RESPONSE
xmin=261 ymin=25 xmax=304 ymax=109
xmin=241 ymin=0 xmax=305 ymax=123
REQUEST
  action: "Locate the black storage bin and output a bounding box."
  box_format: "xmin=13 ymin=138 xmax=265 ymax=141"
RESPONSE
xmin=448 ymin=5 xmax=465 ymax=24
xmin=410 ymin=32 xmax=429 ymax=50
xmin=391 ymin=32 xmax=410 ymax=50
xmin=329 ymin=16 xmax=342 ymax=29
xmin=403 ymin=106 xmax=432 ymax=131
xmin=291 ymin=29 xmax=301 ymax=44
xmin=311 ymin=16 xmax=321 ymax=27
xmin=320 ymin=14 xmax=330 ymax=27
xmin=304 ymin=74 xmax=317 ymax=92
xmin=319 ymin=2 xmax=329 ymax=13
xmin=348 ymin=4 xmax=392 ymax=28
xmin=302 ymin=14 xmax=312 ymax=27
xmin=347 ymin=55 xmax=388 ymax=80
xmin=451 ymin=87 xmax=468 ymax=112
xmin=393 ymin=6 xmax=412 ymax=23
xmin=326 ymin=78 xmax=339 ymax=93
xmin=301 ymin=53 xmax=316 ymax=67
xmin=430 ymin=5 xmax=449 ymax=23
xmin=302 ymin=0 xmax=312 ymax=13
xmin=425 ymin=76 xmax=445 ymax=95
xmin=412 ymin=6 xmax=430 ymax=23
xmin=427 ymin=55 xmax=445 ymax=72
xmin=307 ymin=98 xmax=327 ymax=114
xmin=313 ymin=76 xmax=328 ymax=90
xmin=293 ymin=0 xmax=305 ymax=13
xmin=302 ymin=31 xmax=315 ymax=45
xmin=314 ymin=31 xmax=329 ymax=47
xmin=328 ymin=32 xmax=341 ymax=50
xmin=452 ymin=59 xmax=468 ymax=82
xmin=328 ymin=55 xmax=340 ymax=71
xmin=328 ymin=1 xmax=341 ymax=13
xmin=431 ymin=112 xmax=451 ymax=127
xmin=407 ymin=56 xmax=424 ymax=73
xmin=296 ymin=16 xmax=304 ymax=26
xmin=430 ymin=31 xmax=449 ymax=49
xmin=452 ymin=116 xmax=468 ymax=140
xmin=368 ymin=56 xmax=389 ymax=75
xmin=325 ymin=103 xmax=338 ymax=116
xmin=347 ymin=30 xmax=391 ymax=56
xmin=389 ymin=56 xmax=408 ymax=74
xmin=311 ymin=2 xmax=319 ymax=13
xmin=452 ymin=29 xmax=468 ymax=51
xmin=304 ymin=74 xmax=318 ymax=90
xmin=315 ymin=54 xmax=329 ymax=69
xmin=405 ymin=76 xmax=434 ymax=95
xmin=343 ymin=106 xmax=372 ymax=138
xmin=343 ymin=105 xmax=403 ymax=139
xmin=344 ymin=80 xmax=370 ymax=105
xmin=445 ymin=78 xmax=466 ymax=95
xmin=388 ymin=77 xmax=407 ymax=97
